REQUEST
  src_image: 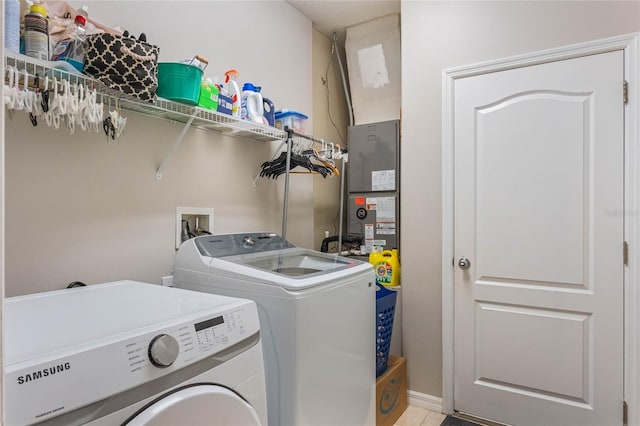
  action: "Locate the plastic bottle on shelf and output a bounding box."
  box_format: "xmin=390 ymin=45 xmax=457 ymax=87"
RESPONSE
xmin=240 ymin=82 xmax=255 ymax=120
xmin=254 ymin=86 xmax=273 ymax=126
xmin=50 ymin=5 xmax=88 ymax=71
xmin=262 ymin=96 xmax=275 ymax=126
xmin=241 ymin=83 xmax=265 ymax=123
xmin=224 ymin=69 xmax=242 ymax=118
xmin=4 ymin=0 xmax=20 ymax=53
xmin=24 ymin=3 xmax=50 ymax=60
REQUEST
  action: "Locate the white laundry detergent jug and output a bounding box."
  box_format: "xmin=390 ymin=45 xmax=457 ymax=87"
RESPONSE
xmin=241 ymin=83 xmax=265 ymax=124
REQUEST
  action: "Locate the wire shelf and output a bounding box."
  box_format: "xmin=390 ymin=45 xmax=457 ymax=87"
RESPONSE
xmin=4 ymin=52 xmax=343 ymax=181
xmin=4 ymin=52 xmax=287 ymax=143
xmin=119 ymin=97 xmax=287 ymax=142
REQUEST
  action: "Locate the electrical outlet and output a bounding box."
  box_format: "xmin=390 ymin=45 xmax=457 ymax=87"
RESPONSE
xmin=176 ymin=207 xmax=214 ymax=249
xmin=161 ymin=276 xmax=174 ymax=287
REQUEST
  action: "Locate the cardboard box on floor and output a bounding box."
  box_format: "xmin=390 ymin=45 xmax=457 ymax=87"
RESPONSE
xmin=376 ymin=355 xmax=408 ymax=426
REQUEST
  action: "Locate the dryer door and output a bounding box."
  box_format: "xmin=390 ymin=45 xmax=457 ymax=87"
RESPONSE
xmin=125 ymin=384 xmax=262 ymax=425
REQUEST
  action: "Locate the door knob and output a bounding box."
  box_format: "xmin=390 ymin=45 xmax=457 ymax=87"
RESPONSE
xmin=458 ymin=257 xmax=471 ymax=270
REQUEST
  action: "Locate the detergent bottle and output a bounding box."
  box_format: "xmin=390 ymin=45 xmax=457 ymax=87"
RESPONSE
xmin=241 ymin=83 xmax=265 ymax=124
xmin=369 ymin=248 xmax=401 ymax=286
xmin=253 ymin=86 xmax=274 ymax=126
xmin=224 ymin=69 xmax=242 ymax=118
xmin=262 ymin=96 xmax=275 ymax=126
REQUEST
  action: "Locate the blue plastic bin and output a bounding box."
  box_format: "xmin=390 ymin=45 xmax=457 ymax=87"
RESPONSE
xmin=376 ymin=283 xmax=397 ymax=377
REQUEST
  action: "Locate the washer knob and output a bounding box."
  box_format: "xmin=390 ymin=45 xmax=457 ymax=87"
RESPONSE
xmin=148 ymin=334 xmax=179 ymax=368
xmin=242 ymin=236 xmax=256 ymax=247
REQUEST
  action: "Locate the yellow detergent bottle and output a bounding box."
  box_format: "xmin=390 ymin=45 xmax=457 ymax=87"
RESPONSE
xmin=369 ymin=248 xmax=401 ymax=286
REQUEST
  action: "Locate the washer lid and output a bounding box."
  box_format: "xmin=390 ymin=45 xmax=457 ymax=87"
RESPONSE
xmin=124 ymin=384 xmax=262 ymax=426
xmin=195 ymin=232 xmax=294 ymax=257
xmin=205 ymin=247 xmax=374 ymax=290
xmin=184 ymin=233 xmax=374 ymax=290
xmin=235 ymin=249 xmax=353 ymax=277
xmin=4 ymin=280 xmax=250 ymax=364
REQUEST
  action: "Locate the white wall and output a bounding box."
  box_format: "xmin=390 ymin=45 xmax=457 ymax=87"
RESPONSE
xmin=401 ymin=0 xmax=640 ymax=398
xmin=4 ymin=1 xmax=314 ymax=296
xmin=311 ymin=29 xmax=348 ymax=249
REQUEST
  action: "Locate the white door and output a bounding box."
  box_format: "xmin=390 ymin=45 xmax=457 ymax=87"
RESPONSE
xmin=453 ymin=51 xmax=624 ymax=426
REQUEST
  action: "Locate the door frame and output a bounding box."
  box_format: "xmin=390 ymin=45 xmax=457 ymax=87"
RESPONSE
xmin=442 ymin=33 xmax=640 ymax=424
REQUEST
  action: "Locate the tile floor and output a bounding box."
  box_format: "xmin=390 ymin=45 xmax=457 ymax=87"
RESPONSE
xmin=394 ymin=405 xmax=447 ymax=426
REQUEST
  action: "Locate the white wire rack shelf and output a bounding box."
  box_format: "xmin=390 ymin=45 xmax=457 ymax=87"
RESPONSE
xmin=4 ymin=52 xmax=337 ymax=179
xmin=4 ymin=52 xmax=287 ymax=142
xmin=119 ymin=97 xmax=287 ymax=142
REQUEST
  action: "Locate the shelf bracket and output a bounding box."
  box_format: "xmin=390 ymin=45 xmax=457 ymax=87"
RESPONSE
xmin=156 ymin=110 xmax=199 ymax=180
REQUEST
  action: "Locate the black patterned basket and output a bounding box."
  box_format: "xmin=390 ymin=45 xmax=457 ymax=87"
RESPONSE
xmin=84 ymin=33 xmax=159 ymax=102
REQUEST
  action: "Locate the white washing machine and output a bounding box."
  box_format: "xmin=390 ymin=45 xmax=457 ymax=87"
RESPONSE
xmin=4 ymin=280 xmax=268 ymax=426
xmin=174 ymin=232 xmax=376 ymax=426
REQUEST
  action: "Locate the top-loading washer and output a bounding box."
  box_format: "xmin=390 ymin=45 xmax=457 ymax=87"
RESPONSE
xmin=174 ymin=232 xmax=376 ymax=426
xmin=4 ymin=280 xmax=268 ymax=426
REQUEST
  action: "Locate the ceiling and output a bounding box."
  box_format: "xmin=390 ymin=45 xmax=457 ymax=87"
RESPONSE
xmin=286 ymin=0 xmax=400 ymax=40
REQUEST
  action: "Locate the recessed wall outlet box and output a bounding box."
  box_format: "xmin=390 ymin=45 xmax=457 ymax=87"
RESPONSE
xmin=176 ymin=207 xmax=214 ymax=249
xmin=161 ymin=276 xmax=174 ymax=287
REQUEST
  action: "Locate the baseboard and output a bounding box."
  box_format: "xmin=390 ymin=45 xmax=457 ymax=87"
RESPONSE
xmin=407 ymin=390 xmax=443 ymax=412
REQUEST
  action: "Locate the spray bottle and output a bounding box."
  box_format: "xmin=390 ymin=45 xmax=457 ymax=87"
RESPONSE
xmin=224 ymin=69 xmax=241 ymax=118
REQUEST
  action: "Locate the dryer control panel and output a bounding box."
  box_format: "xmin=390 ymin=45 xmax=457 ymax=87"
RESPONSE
xmin=5 ymin=300 xmax=260 ymax=426
xmin=124 ymin=304 xmax=255 ymax=374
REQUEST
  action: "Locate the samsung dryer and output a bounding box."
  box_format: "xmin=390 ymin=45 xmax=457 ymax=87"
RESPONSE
xmin=4 ymin=280 xmax=268 ymax=426
xmin=174 ymin=232 xmax=376 ymax=426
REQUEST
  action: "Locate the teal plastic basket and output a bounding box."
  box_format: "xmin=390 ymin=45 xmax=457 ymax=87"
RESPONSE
xmin=376 ymin=283 xmax=397 ymax=377
xmin=156 ymin=63 xmax=203 ymax=105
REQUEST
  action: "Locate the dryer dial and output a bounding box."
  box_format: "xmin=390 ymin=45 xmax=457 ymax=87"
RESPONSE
xmin=148 ymin=334 xmax=179 ymax=368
